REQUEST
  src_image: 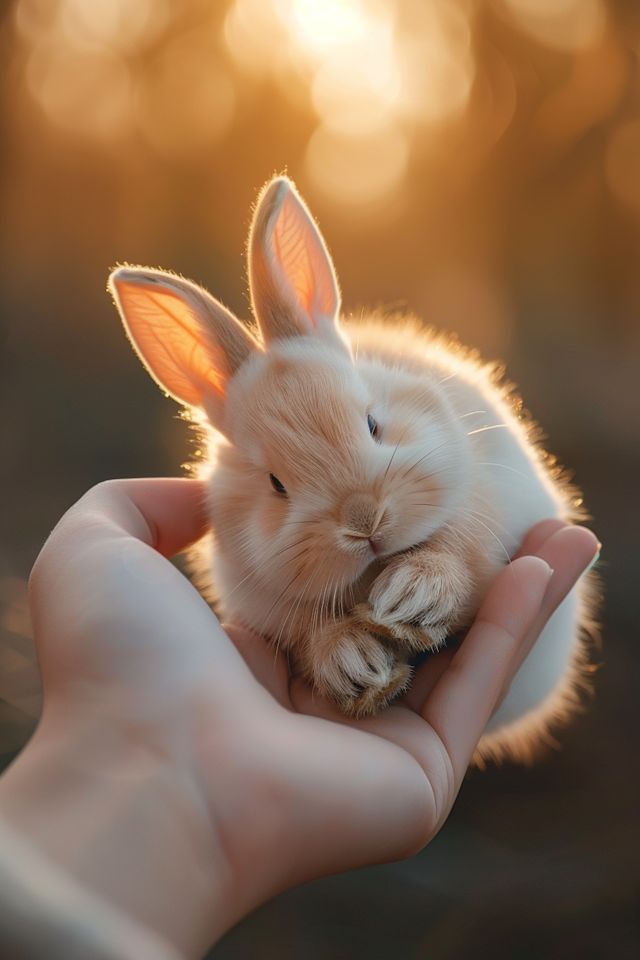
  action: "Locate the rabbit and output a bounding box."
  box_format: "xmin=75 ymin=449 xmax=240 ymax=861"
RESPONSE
xmin=109 ymin=175 xmax=598 ymax=764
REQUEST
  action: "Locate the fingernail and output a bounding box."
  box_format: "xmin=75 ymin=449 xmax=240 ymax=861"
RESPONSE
xmin=583 ymin=549 xmax=600 ymax=575
xmin=548 ymin=567 xmax=555 ymax=578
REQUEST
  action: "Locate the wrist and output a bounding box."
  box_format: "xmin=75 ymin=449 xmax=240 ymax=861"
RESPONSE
xmin=0 ymin=709 xmax=238 ymax=957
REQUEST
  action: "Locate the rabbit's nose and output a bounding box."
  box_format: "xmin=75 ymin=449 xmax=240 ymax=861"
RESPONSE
xmin=340 ymin=492 xmax=382 ymax=538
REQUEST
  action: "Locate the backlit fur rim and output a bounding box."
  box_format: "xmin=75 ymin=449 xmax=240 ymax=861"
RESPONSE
xmin=473 ymin=568 xmax=602 ymax=768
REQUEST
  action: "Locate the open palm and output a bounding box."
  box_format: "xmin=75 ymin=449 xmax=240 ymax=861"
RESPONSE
xmin=0 ymin=478 xmax=599 ymax=958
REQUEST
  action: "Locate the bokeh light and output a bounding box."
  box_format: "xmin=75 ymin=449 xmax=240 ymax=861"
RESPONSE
xmin=306 ymin=122 xmax=409 ymax=205
xmin=59 ymin=0 xmax=168 ymax=52
xmin=497 ymin=0 xmax=606 ymax=52
xmin=139 ymin=31 xmax=236 ymax=162
xmin=25 ymin=37 xmax=134 ymax=140
xmin=13 ymin=0 xmax=475 ymax=205
xmin=225 ymin=0 xmax=474 ymax=205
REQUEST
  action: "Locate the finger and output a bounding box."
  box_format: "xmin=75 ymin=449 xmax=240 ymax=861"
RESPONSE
xmin=402 ymin=648 xmax=457 ymax=714
xmin=32 ymin=478 xmax=210 ymax=594
xmin=405 ymin=525 xmax=595 ymax=717
xmin=402 ymin=520 xmax=571 ymax=713
xmin=528 ymin=525 xmax=599 ymax=616
xmin=28 ymin=479 xmax=235 ymax=690
xmin=422 ymin=555 xmax=552 ymax=785
xmin=494 ymin=524 xmax=599 ymax=706
xmin=513 ymin=519 xmax=569 ymax=559
xmin=84 ymin=478 xmax=210 ymax=557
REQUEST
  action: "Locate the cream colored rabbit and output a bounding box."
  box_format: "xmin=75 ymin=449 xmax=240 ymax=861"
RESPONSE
xmin=109 ymin=175 xmax=598 ymax=763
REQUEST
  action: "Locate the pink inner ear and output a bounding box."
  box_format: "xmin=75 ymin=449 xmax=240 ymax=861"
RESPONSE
xmin=117 ymin=282 xmax=228 ymax=406
xmin=272 ymin=192 xmax=337 ymax=325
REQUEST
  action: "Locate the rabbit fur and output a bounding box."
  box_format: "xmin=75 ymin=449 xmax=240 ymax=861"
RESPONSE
xmin=109 ymin=175 xmax=598 ymax=764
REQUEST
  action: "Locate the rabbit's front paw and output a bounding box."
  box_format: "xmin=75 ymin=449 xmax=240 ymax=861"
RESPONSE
xmin=364 ymin=550 xmax=472 ymax=650
xmin=307 ymin=616 xmax=411 ymax=718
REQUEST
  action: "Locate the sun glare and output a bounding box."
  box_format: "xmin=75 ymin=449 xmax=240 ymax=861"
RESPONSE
xmin=225 ymin=0 xmax=474 ymax=207
xmin=284 ymin=0 xmax=367 ymax=54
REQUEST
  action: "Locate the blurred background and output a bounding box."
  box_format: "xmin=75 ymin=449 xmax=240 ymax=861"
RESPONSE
xmin=0 ymin=0 xmax=639 ymax=956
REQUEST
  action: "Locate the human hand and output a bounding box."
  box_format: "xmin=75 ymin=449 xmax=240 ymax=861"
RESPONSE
xmin=0 ymin=479 xmax=599 ymax=958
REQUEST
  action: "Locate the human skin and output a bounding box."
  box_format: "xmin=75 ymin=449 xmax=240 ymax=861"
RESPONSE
xmin=0 ymin=479 xmax=599 ymax=958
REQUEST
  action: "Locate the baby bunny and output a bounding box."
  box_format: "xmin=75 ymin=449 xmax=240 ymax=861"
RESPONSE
xmin=109 ymin=175 xmax=598 ymax=764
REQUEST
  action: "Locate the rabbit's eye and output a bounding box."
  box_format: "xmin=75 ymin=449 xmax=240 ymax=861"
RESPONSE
xmin=270 ymin=474 xmax=287 ymax=495
xmin=367 ymin=414 xmax=380 ymax=440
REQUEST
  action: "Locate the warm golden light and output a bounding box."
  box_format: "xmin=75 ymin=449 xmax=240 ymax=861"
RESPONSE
xmin=17 ymin=0 xmax=168 ymax=51
xmin=223 ymin=0 xmax=288 ymax=75
xmin=26 ymin=38 xmax=133 ymax=140
xmin=284 ymin=0 xmax=369 ymax=53
xmin=15 ymin=0 xmax=166 ymax=143
xmin=60 ymin=0 xmax=167 ymax=51
xmin=395 ymin=1 xmax=473 ymax=124
xmin=139 ymin=31 xmax=236 ymax=162
xmin=15 ymin=0 xmax=615 ymax=211
xmin=225 ymin=0 xmax=474 ymax=207
xmin=16 ymin=0 xmax=233 ymax=154
xmin=605 ymin=118 xmax=640 ymax=212
xmin=15 ymin=0 xmax=476 ymax=202
xmin=497 ymin=0 xmax=606 ymax=52
xmin=306 ymin=123 xmax=409 ymax=205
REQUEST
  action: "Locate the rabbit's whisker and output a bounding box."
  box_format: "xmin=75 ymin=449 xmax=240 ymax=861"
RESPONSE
xmin=457 ymin=508 xmax=512 ymax=568
xmin=260 ymin=567 xmax=307 ymax=635
xmin=474 ymin=461 xmax=538 ymax=485
xmin=467 ymin=424 xmax=509 ymax=437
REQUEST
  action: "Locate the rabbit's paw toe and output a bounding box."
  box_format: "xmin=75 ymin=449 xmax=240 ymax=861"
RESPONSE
xmin=342 ymin=659 xmax=412 ymax=718
xmin=310 ymin=618 xmax=411 ymax=717
xmin=367 ymin=552 xmax=469 ymax=650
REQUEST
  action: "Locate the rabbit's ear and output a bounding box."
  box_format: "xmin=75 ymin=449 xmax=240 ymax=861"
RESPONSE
xmin=249 ymin=177 xmax=347 ymax=352
xmin=109 ymin=267 xmax=259 ymax=428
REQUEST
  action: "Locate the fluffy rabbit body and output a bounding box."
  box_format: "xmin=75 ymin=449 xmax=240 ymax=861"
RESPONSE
xmin=110 ymin=176 xmax=596 ymax=763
